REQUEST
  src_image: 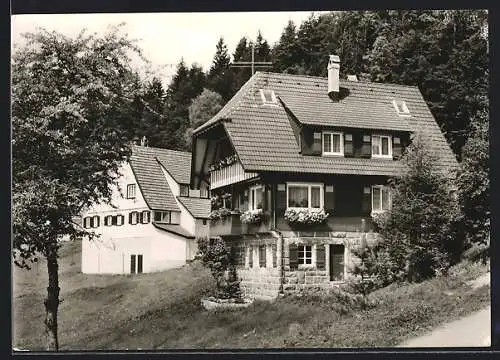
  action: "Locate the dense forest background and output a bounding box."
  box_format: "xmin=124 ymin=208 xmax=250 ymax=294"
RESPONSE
xmin=125 ymin=10 xmax=488 ymax=160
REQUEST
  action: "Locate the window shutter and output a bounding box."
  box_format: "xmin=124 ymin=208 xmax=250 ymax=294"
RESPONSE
xmin=324 ymin=185 xmax=335 ymax=213
xmin=361 ymin=134 xmax=371 ymax=158
xmin=289 ymin=243 xmax=299 ymax=270
xmin=312 ymin=132 xmax=322 ymax=155
xmin=393 ymin=136 xmax=402 ymax=159
xmin=344 ymin=134 xmax=354 ymax=157
xmin=261 ymin=186 xmax=268 ymax=211
xmin=112 ymin=216 xmax=117 ymax=226
xmin=129 ymin=212 xmax=133 ymax=224
xmin=83 ymin=217 xmax=90 ymax=228
xmin=272 ymin=244 xmax=277 ymax=268
xmin=301 ymin=128 xmax=313 ymax=155
xmin=276 ymin=184 xmax=287 ymax=216
xmin=316 ymin=245 xmax=326 ymax=270
xmin=362 ymin=186 xmax=372 ymax=213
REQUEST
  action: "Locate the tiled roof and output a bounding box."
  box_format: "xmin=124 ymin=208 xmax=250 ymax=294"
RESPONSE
xmin=152 ymin=223 xmax=195 ymax=239
xmin=129 ymin=146 xmax=188 ymax=211
xmin=177 ymin=196 xmax=211 ymax=219
xmin=194 ymin=71 xmax=458 ymax=176
xmin=132 ymin=145 xmax=191 ymax=184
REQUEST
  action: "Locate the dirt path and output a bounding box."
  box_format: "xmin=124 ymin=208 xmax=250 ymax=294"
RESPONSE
xmin=398 ymin=305 xmax=491 ymax=347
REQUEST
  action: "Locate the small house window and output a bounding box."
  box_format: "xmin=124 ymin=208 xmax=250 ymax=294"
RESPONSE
xmin=92 ymin=215 xmax=100 ymax=228
xmin=104 ymin=215 xmax=113 ymax=226
xmin=180 ymin=184 xmax=190 ymax=197
xmin=298 ymin=245 xmax=312 ymax=265
xmin=259 ymin=245 xmax=266 ymax=268
xmin=203 ymin=219 xmax=207 ymax=225
xmin=372 ymin=185 xmax=391 ymax=213
xmin=249 ymin=185 xmax=263 ymax=210
xmin=129 ymin=211 xmax=139 ymax=225
xmin=83 ymin=217 xmax=91 ymax=229
xmin=287 ymin=183 xmax=323 ymax=209
xmin=322 ymin=132 xmax=344 ymax=156
xmin=259 ymin=89 xmax=278 ymax=104
xmin=127 ymin=184 xmax=136 ymax=199
xmin=154 ymin=211 xmax=171 ymax=223
xmin=393 ymin=99 xmax=410 ymax=115
xmin=141 ymin=210 xmax=150 ymax=224
xmin=372 ymin=135 xmax=393 ymax=158
xmin=116 ymin=215 xmax=124 ymax=226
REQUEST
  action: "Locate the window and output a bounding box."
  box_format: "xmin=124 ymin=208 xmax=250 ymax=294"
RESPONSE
xmin=126 ymin=184 xmax=136 ymax=199
xmin=129 ymin=211 xmax=139 ymax=225
xmin=372 ymin=135 xmax=392 ymax=158
xmin=154 ymin=211 xmax=170 ymax=223
xmin=287 ymin=183 xmax=323 ymax=209
xmin=249 ymin=185 xmax=263 ymax=210
xmin=272 ymin=244 xmax=277 ymax=268
xmin=130 ymin=254 xmax=143 ymax=274
xmin=298 ymin=245 xmax=312 ymax=265
xmin=180 ymin=184 xmax=190 ymax=197
xmin=83 ymin=217 xmax=92 ymax=229
xmin=372 ymin=185 xmax=391 ymax=213
xmin=140 ymin=210 xmax=150 ymax=224
xmin=259 ymin=245 xmax=267 ymax=268
xmin=200 ymin=187 xmax=209 ymax=198
xmin=115 ymin=215 xmax=124 ymax=226
xmin=203 ymin=219 xmax=207 ymax=225
xmin=322 ymin=132 xmax=344 ymax=155
xmin=393 ymin=99 xmax=410 ymax=115
xmin=92 ymin=215 xmax=100 ymax=228
xmin=259 ymin=89 xmax=277 ymax=104
xmin=104 ymin=215 xmax=113 ymax=226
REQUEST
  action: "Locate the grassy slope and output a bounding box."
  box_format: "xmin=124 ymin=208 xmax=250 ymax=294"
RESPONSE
xmin=13 ymin=240 xmax=490 ymax=350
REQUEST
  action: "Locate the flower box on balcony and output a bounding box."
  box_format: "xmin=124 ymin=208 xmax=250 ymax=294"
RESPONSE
xmin=209 ymin=212 xmax=243 ymax=236
xmin=240 ymin=209 xmax=271 ymax=234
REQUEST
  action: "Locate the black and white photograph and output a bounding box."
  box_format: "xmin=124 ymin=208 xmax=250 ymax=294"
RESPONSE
xmin=11 ymin=8 xmax=491 ymax=352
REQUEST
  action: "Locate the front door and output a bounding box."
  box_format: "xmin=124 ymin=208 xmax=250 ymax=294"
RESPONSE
xmin=130 ymin=254 xmax=143 ymax=274
xmin=329 ymin=244 xmax=345 ymax=281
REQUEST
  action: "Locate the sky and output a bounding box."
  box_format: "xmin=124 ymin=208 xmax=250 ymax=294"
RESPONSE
xmin=12 ymin=12 xmax=329 ymax=86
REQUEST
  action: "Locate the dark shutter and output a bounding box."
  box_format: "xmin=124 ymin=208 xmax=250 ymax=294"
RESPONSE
xmin=301 ymin=128 xmax=313 ymax=155
xmin=361 ymin=186 xmax=372 ymax=213
xmin=129 ymin=212 xmax=133 ymax=224
xmin=393 ymin=136 xmax=402 ymax=159
xmin=249 ymin=247 xmax=253 ymax=268
xmin=312 ymin=132 xmax=322 ymax=155
xmin=361 ymin=134 xmax=371 ymax=158
xmin=316 ymin=245 xmax=326 ymax=270
xmin=137 ymin=255 xmax=143 ymax=273
xmin=289 ymin=243 xmax=299 ymax=270
xmin=272 ymin=244 xmax=277 ymax=267
xmin=324 ymin=185 xmax=335 ymax=214
xmin=112 ymin=216 xmax=117 ymax=226
xmin=259 ymin=245 xmax=266 ymax=267
xmin=344 ymin=134 xmax=354 ymax=157
xmin=276 ymin=184 xmax=287 ymax=217
xmin=83 ymin=217 xmax=89 ymax=228
xmin=130 ymin=255 xmax=136 ymax=274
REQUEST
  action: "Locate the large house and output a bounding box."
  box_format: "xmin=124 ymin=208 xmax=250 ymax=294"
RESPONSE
xmin=81 ymin=145 xmax=211 ymax=274
xmin=190 ymin=55 xmax=458 ymax=299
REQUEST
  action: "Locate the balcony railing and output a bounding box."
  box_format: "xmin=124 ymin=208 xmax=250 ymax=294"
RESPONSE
xmin=210 ymin=161 xmax=258 ymax=190
xmin=209 ymin=213 xmax=272 ymax=237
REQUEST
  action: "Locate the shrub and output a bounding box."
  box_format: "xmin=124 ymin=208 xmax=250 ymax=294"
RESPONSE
xmin=197 ymin=237 xmax=242 ymax=300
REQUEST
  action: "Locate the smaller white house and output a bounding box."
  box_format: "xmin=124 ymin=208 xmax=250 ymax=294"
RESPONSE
xmin=81 ymin=145 xmax=211 ymax=274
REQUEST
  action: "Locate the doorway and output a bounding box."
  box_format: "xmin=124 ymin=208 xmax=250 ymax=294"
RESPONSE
xmin=130 ymin=254 xmax=143 ymax=274
xmin=329 ymin=244 xmax=345 ymax=281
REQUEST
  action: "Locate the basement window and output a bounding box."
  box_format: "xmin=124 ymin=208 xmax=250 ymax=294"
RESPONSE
xmin=393 ymin=99 xmax=410 ymax=115
xmin=259 ymin=89 xmax=278 ymax=105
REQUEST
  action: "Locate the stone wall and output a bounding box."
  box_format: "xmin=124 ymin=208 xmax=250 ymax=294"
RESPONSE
xmin=238 ymin=267 xmax=281 ymax=299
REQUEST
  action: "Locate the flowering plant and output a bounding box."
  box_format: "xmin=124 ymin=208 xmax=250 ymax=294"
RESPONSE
xmin=284 ymin=208 xmax=329 ymax=225
xmin=208 ymin=154 xmax=239 ymax=172
xmin=209 ymin=208 xmax=240 ymax=221
xmin=240 ymin=208 xmax=268 ymax=224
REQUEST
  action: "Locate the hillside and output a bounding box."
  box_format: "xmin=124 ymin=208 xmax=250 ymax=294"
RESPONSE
xmin=13 ymin=240 xmax=490 ymax=350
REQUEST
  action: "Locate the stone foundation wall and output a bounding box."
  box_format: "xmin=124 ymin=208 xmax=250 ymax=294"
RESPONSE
xmin=282 ymin=268 xmax=330 ymax=293
xmin=238 ymin=267 xmax=281 ymax=299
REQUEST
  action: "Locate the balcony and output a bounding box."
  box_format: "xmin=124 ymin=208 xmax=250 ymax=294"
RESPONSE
xmin=210 ymin=161 xmax=258 ymax=190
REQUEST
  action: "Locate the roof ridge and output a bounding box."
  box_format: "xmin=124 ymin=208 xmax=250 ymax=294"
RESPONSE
xmin=132 ymin=145 xmax=191 ymax=156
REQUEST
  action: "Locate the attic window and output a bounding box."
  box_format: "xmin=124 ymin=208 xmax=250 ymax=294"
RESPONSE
xmin=259 ymin=89 xmax=277 ymax=105
xmin=393 ymin=99 xmax=410 ymax=115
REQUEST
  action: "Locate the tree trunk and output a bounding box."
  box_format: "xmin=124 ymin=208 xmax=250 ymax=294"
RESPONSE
xmin=44 ymin=253 xmax=60 ymax=351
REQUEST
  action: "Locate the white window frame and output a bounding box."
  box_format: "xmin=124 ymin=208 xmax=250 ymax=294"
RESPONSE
xmin=126 ymin=184 xmax=136 ymax=199
xmin=297 ymin=244 xmax=316 ymax=268
xmin=392 ymin=99 xmax=410 ymax=115
xmin=286 ymin=182 xmax=324 ymax=210
xmin=259 ymin=89 xmax=278 ymax=105
xmin=248 ymin=185 xmax=263 ymax=210
xmin=371 ymin=134 xmax=393 ymax=159
xmin=322 ymin=131 xmax=344 ymax=156
xmin=371 ymin=185 xmax=392 ymax=214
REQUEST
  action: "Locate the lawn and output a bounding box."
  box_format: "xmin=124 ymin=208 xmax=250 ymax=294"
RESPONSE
xmin=13 ymin=240 xmax=490 ymax=350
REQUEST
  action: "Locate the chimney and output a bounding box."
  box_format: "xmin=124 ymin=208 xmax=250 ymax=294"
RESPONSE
xmin=327 ymin=55 xmax=340 ymax=97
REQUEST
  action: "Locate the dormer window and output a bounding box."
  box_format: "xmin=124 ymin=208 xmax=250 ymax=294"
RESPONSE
xmin=322 ymin=131 xmax=344 ymax=156
xmin=179 ymin=184 xmax=189 ymax=197
xmin=372 ymin=135 xmax=393 ymax=159
xmin=259 ymin=89 xmax=277 ymax=105
xmin=393 ymin=99 xmax=410 ymax=115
